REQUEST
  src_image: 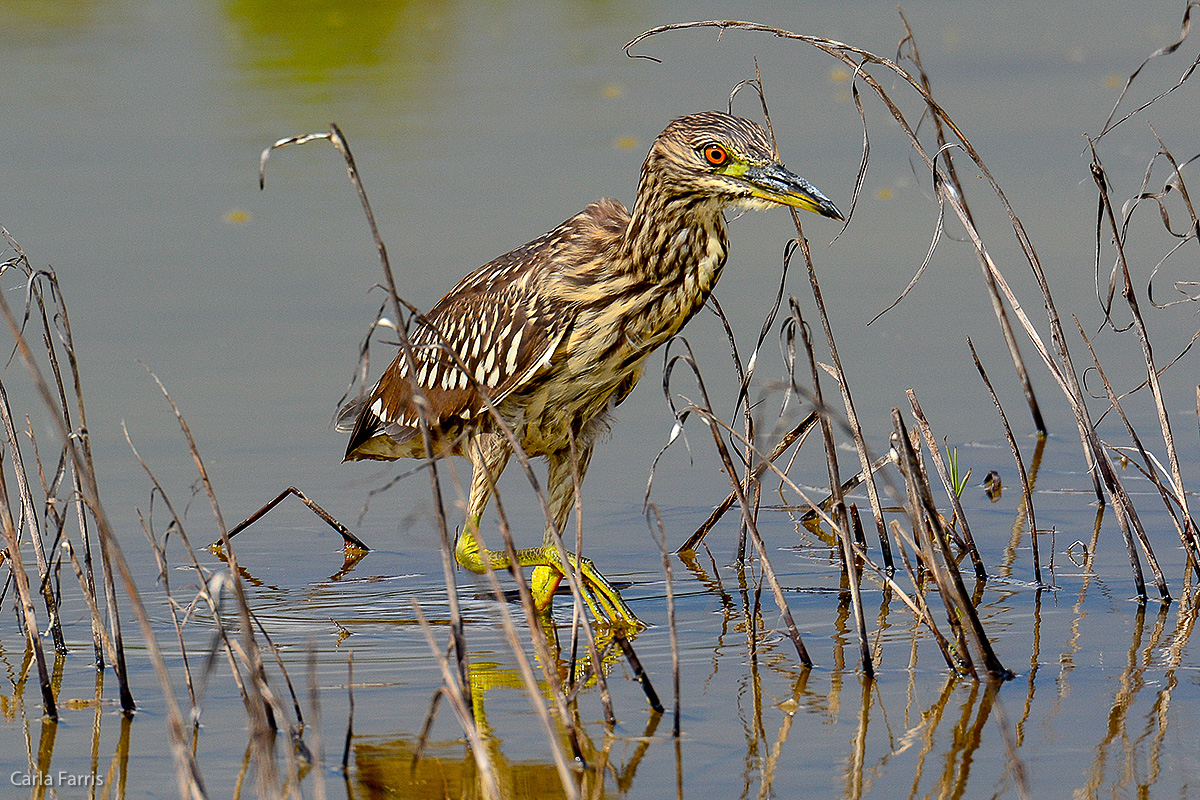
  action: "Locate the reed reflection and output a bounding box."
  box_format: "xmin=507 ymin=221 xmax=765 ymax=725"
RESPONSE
xmin=351 ymin=656 xmax=662 ymax=800
xmin=3 ymin=655 xmax=132 ymax=800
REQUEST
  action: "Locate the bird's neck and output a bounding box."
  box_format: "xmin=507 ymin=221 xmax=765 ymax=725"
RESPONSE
xmin=620 ymin=171 xmax=730 ymax=293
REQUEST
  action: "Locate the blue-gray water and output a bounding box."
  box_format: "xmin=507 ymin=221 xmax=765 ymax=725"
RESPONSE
xmin=2 ymin=1 xmax=1199 ymax=797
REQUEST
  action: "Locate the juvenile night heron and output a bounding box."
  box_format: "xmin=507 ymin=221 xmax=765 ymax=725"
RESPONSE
xmin=341 ymin=111 xmax=842 ymax=626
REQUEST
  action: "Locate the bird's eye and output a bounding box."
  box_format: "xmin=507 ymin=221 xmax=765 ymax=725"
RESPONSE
xmin=703 ymin=144 xmax=729 ymax=167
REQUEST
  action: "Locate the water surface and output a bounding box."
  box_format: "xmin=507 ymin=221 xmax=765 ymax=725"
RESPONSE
xmin=2 ymin=0 xmax=1199 ymax=797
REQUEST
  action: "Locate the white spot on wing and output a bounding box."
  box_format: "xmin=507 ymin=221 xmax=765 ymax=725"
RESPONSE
xmin=506 ymin=327 xmax=523 ymax=373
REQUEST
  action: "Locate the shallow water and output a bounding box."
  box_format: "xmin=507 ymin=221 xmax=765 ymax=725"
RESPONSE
xmin=3 ymin=0 xmax=1200 ymax=797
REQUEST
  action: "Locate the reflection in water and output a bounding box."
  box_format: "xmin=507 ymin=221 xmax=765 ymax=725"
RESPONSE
xmin=353 ymin=650 xmax=662 ymax=800
xmin=0 ymin=520 xmax=1198 ymax=798
xmin=997 ymin=435 xmax=1046 ymax=581
xmin=223 ymin=0 xmax=443 ymax=82
xmin=2 ymin=482 xmax=1198 ymax=800
xmin=663 ymin=511 xmax=1200 ymax=799
xmin=2 ymin=657 xmax=133 ymax=800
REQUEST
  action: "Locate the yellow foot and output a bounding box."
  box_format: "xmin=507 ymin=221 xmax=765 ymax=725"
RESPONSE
xmin=454 ymin=526 xmax=643 ymax=628
xmin=530 ymin=558 xmax=644 ymax=630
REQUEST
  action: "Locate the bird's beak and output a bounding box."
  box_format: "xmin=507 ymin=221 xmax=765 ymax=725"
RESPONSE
xmin=743 ymin=162 xmax=843 ymax=221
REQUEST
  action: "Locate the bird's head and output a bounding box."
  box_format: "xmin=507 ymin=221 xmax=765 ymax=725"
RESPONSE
xmin=645 ymin=111 xmax=843 ymax=221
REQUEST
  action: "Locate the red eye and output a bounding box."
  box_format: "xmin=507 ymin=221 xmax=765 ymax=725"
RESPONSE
xmin=703 ymin=144 xmax=728 ymax=166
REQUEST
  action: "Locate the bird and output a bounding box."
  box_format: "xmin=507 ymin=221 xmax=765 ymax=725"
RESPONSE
xmin=340 ymin=111 xmax=842 ymax=627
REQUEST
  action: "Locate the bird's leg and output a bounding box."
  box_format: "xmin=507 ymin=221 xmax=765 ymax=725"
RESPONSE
xmin=454 ymin=434 xmax=513 ymax=573
xmin=527 ymin=444 xmax=640 ymax=627
xmin=454 ymin=433 xmax=639 ymax=627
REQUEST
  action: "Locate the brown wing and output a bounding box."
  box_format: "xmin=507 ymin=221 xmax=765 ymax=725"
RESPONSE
xmin=341 ymin=233 xmax=571 ymax=461
xmin=342 ymin=199 xmax=631 ymax=461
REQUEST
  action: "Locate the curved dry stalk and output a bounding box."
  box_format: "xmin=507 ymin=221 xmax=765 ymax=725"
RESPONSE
xmin=1098 ymin=2 xmax=1200 ymax=138
xmin=1087 ymin=144 xmax=1200 ymax=571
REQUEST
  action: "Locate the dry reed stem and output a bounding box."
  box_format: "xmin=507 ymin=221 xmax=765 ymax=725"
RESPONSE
xmin=906 ymin=392 xmax=987 ymax=579
xmin=0 ymin=379 xmax=65 ymax=653
xmin=2 ymin=238 xmax=132 ymax=706
xmin=790 ymin=298 xmax=872 ymax=675
xmin=784 ymin=199 xmax=893 ymax=574
xmin=890 ymin=414 xmax=977 ymax=677
xmin=223 ymin=487 xmax=370 ymax=552
xmin=340 ymin=652 xmax=355 ymax=773
xmin=61 ymin=541 xmax=122 ymax=682
xmin=967 ymin=339 xmax=1042 ymax=585
xmin=138 ymin=514 xmax=200 ymax=714
xmin=799 ymin=449 xmax=896 ymax=525
xmin=145 ymin=371 xmax=287 ymax=789
xmin=123 ymin=421 xmax=256 ymax=717
xmin=892 ymin=411 xmax=1011 ymax=679
xmin=647 ymin=505 xmax=681 ymax=736
xmin=0 ymin=466 xmax=57 ymax=718
xmin=896 ymin=9 xmax=1046 ymax=435
xmin=262 ymin=127 xmax=474 ymax=693
xmin=33 ymin=263 xmax=107 ymax=669
xmin=883 ymin=520 xmax=962 ymax=671
xmin=664 ymin=341 xmax=812 ymax=666
xmin=305 ymin=648 xmax=328 ymax=800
